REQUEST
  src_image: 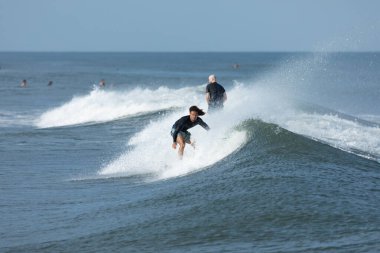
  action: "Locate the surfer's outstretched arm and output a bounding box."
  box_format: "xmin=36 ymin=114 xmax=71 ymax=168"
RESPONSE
xmin=198 ymin=118 xmax=210 ymax=131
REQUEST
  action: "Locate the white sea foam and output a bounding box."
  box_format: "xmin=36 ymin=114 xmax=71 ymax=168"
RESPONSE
xmin=35 ymin=86 xmax=204 ymax=128
xmin=98 ymin=108 xmax=247 ymax=180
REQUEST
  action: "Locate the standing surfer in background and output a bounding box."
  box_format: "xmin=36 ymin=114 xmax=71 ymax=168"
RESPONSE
xmin=205 ymin=74 xmax=227 ymax=113
xmin=171 ymin=106 xmax=210 ymax=159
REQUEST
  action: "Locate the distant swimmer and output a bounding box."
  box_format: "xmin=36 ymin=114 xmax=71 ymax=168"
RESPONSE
xmin=233 ymin=63 xmax=240 ymax=69
xmin=48 ymin=80 xmax=53 ymax=86
xmin=171 ymin=105 xmax=210 ymax=159
xmin=20 ymin=79 xmax=27 ymax=88
xmin=99 ymin=79 xmax=106 ymax=87
xmin=205 ymin=74 xmax=227 ymax=113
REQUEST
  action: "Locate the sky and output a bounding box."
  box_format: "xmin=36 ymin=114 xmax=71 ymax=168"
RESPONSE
xmin=0 ymin=0 xmax=379 ymax=52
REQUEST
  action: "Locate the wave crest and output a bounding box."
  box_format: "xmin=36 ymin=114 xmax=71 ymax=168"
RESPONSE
xmin=35 ymin=86 xmax=203 ymax=128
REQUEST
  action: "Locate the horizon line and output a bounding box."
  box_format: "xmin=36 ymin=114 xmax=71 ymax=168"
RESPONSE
xmin=0 ymin=50 xmax=379 ymax=54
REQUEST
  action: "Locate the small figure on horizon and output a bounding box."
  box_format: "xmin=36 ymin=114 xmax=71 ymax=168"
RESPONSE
xmin=99 ymin=79 xmax=106 ymax=88
xmin=48 ymin=80 xmax=53 ymax=86
xmin=233 ymin=63 xmax=240 ymax=69
xmin=171 ymin=106 xmax=210 ymax=159
xmin=20 ymin=79 xmax=27 ymax=88
xmin=205 ymin=74 xmax=227 ymax=113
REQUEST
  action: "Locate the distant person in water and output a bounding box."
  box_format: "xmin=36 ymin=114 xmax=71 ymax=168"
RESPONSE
xmin=99 ymin=79 xmax=106 ymax=88
xmin=205 ymin=74 xmax=227 ymax=113
xmin=171 ymin=106 xmax=210 ymax=159
xmin=20 ymin=79 xmax=27 ymax=88
xmin=48 ymin=80 xmax=53 ymax=86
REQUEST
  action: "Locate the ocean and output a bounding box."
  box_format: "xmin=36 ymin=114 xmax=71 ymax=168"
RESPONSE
xmin=1 ymin=52 xmax=379 ymax=252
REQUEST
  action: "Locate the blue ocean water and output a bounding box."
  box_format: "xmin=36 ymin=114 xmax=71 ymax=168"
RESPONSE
xmin=1 ymin=52 xmax=380 ymax=252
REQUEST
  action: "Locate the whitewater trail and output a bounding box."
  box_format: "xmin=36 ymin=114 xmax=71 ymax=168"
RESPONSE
xmin=98 ymin=109 xmax=248 ymax=180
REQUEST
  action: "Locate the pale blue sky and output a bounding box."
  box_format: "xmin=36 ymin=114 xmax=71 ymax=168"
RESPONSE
xmin=0 ymin=0 xmax=379 ymax=52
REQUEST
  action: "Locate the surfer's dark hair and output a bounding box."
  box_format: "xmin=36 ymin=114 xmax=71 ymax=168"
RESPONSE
xmin=189 ymin=105 xmax=205 ymax=116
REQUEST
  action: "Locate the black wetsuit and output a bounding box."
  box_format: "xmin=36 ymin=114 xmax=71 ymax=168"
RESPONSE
xmin=206 ymin=82 xmax=226 ymax=111
xmin=171 ymin=116 xmax=210 ymax=142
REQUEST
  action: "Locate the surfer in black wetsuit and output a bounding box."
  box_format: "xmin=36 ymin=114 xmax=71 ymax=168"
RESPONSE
xmin=205 ymin=74 xmax=227 ymax=113
xmin=171 ymin=105 xmax=210 ymax=159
